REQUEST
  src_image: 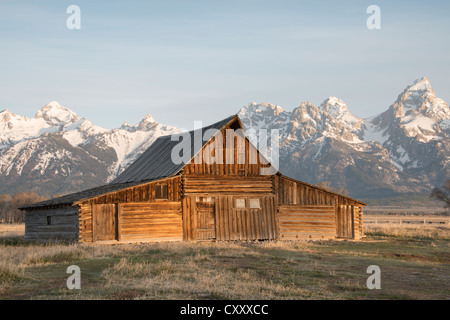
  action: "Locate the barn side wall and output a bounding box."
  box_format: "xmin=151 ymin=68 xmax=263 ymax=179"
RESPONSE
xmin=275 ymin=176 xmax=364 ymax=240
xmin=78 ymin=176 xmax=182 ymax=243
xmin=118 ymin=202 xmax=182 ymax=242
xmin=25 ymin=206 xmax=79 ymax=242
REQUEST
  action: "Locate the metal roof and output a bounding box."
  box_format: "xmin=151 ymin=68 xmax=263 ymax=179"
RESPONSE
xmin=111 ymin=114 xmax=237 ymax=183
xmin=21 ymin=180 xmax=150 ymax=209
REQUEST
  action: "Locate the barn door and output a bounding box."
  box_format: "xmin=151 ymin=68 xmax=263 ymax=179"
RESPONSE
xmin=337 ymin=205 xmax=354 ymax=239
xmin=194 ymin=197 xmax=215 ymax=240
xmin=92 ymin=204 xmax=118 ymax=242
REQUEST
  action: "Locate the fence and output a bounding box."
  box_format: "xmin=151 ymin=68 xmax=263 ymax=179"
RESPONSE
xmin=364 ymin=216 xmax=450 ymax=225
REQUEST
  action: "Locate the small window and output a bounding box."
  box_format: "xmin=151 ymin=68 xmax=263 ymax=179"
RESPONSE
xmin=236 ymin=198 xmax=246 ymax=208
xmin=155 ymin=184 xmax=168 ymax=199
xmin=46 ymin=216 xmax=52 ymax=225
xmin=249 ymin=199 xmax=261 ymax=209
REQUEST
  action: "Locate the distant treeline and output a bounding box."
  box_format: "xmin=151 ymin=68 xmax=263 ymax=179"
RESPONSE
xmin=0 ymin=192 xmax=47 ymax=224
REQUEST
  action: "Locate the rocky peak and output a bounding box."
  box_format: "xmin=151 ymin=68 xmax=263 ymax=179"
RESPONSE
xmin=391 ymin=77 xmax=449 ymax=121
xmin=320 ymin=97 xmax=350 ymax=117
xmin=238 ymin=102 xmax=289 ymax=131
xmin=0 ymin=109 xmax=14 ymax=122
xmin=35 ymin=101 xmax=78 ymax=126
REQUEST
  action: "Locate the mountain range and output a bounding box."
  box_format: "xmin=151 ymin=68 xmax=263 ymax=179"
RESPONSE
xmin=0 ymin=77 xmax=448 ymax=199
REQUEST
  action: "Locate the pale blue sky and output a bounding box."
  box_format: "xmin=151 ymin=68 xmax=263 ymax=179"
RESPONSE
xmin=0 ymin=0 xmax=449 ymax=130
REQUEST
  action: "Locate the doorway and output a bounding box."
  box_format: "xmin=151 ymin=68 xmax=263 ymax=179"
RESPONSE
xmin=194 ymin=197 xmax=215 ymax=240
xmin=336 ymin=205 xmax=355 ymax=239
xmin=92 ymin=204 xmax=118 ymax=241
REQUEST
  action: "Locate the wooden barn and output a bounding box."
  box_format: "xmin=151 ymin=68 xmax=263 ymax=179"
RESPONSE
xmin=22 ymin=115 xmax=365 ymax=243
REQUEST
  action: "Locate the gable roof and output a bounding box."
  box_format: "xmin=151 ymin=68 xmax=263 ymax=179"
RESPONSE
xmin=111 ymin=114 xmax=237 ymax=184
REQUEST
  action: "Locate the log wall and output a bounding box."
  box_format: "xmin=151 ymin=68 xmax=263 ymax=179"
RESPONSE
xmin=25 ymin=206 xmax=79 ymax=242
xmin=276 ymin=176 xmax=365 ymax=240
xmin=278 ymin=205 xmax=336 ymax=240
xmin=77 ymin=176 xmax=182 ymax=243
xmin=119 ymin=202 xmax=182 ymax=242
xmin=182 ymin=175 xmax=274 ymax=195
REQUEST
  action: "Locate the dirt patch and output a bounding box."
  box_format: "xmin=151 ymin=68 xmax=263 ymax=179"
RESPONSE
xmin=384 ymin=252 xmax=441 ymax=263
xmin=107 ymin=289 xmax=146 ymax=300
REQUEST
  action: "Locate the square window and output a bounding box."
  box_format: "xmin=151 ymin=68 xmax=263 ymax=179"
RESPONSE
xmin=155 ymin=184 xmax=168 ymax=199
xmin=249 ymin=199 xmax=261 ymax=208
xmin=236 ymin=198 xmax=246 ymax=208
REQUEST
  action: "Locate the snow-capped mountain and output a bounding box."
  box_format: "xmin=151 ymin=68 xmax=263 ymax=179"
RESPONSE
xmin=238 ymin=77 xmax=449 ymax=198
xmin=1 ymin=77 xmax=448 ymax=199
xmin=0 ymin=102 xmax=181 ymax=196
xmin=362 ymin=77 xmax=449 ymax=191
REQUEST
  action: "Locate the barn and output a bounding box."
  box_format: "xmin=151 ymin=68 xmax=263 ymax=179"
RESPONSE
xmin=22 ymin=115 xmax=365 ymax=243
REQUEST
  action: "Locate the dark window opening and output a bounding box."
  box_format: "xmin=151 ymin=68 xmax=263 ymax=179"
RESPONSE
xmin=155 ymin=184 xmax=168 ymax=199
xmin=47 ymin=216 xmax=52 ymax=225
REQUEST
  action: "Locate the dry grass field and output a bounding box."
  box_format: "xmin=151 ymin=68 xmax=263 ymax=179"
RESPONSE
xmin=0 ymin=221 xmax=449 ymax=300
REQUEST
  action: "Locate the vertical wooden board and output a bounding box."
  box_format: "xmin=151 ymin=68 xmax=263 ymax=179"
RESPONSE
xmin=264 ymin=197 xmax=270 ymax=239
xmin=189 ymin=197 xmax=195 ymax=240
xmin=223 ymin=196 xmax=230 ymax=240
xmin=257 ymin=209 xmax=262 ymax=239
xmin=181 ymin=198 xmax=186 ymax=240
xmin=237 ymin=209 xmax=244 ymax=241
xmin=335 ymin=206 xmax=339 ymax=237
xmin=222 ymin=197 xmax=228 ymax=239
xmin=216 ymin=197 xmax=222 ymax=241
xmin=246 ymin=207 xmax=252 ymax=240
xmin=185 ymin=197 xmax=191 ymax=240
xmin=348 ymin=205 xmax=352 ymax=238
xmin=117 ymin=204 xmax=122 ymax=241
xmin=301 ymin=186 xmax=305 ymax=205
xmin=264 ymin=198 xmax=271 ymax=240
xmin=241 ymin=209 xmax=247 ymax=241
xmin=253 ymin=209 xmax=258 ymax=240
xmin=221 ymin=197 xmax=227 ymax=240
xmin=257 ymin=209 xmax=263 ymax=239
xmin=215 ymin=197 xmax=221 ymax=241
xmin=249 ymin=208 xmax=255 ymax=240
xmin=91 ymin=205 xmax=96 ymax=242
xmin=220 ymin=197 xmax=226 ymax=241
xmin=182 ymin=197 xmax=190 ymax=241
xmin=271 ymin=197 xmax=277 ymax=239
xmin=351 ymin=205 xmax=355 ymax=239
xmin=192 ymin=198 xmax=198 ymax=238
xmin=236 ymin=208 xmax=242 ymax=241
xmin=229 ymin=198 xmax=237 ymax=240
xmin=258 ymin=206 xmax=264 ymax=240
xmin=230 ymin=198 xmax=236 ymax=239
